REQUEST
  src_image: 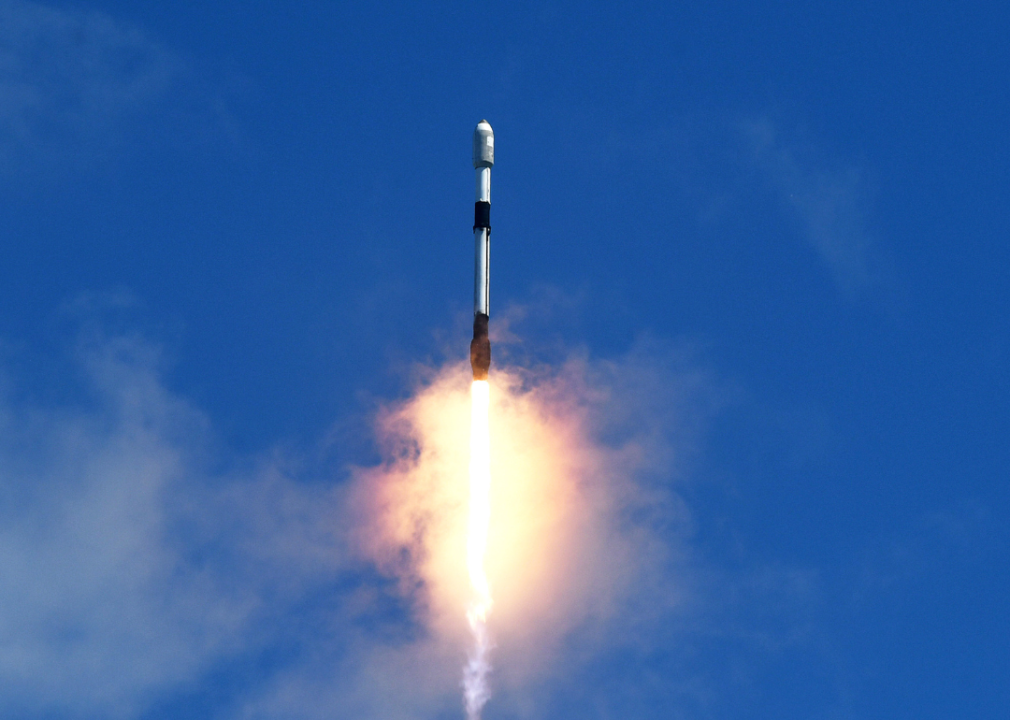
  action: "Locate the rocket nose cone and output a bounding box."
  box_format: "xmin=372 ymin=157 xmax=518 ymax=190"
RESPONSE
xmin=473 ymin=120 xmax=494 ymax=168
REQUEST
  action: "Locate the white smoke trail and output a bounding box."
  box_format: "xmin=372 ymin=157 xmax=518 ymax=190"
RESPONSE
xmin=463 ymin=611 xmax=492 ymax=718
xmin=463 ymin=379 xmax=493 ymax=719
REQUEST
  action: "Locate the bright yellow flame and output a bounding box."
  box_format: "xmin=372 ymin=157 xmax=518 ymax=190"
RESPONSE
xmin=352 ymin=362 xmax=674 ymax=695
xmin=464 ymin=379 xmax=493 ymax=718
xmin=467 ymin=379 xmax=492 ymax=620
xmin=343 ymin=356 xmax=685 ymax=715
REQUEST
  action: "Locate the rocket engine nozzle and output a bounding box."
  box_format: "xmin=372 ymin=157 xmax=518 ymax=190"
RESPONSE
xmin=470 ymin=313 xmax=491 ymax=380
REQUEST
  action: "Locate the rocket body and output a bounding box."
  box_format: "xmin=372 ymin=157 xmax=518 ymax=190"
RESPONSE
xmin=470 ymin=120 xmax=493 ymax=380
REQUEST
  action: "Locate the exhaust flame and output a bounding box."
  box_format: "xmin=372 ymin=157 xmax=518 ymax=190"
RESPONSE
xmin=348 ymin=353 xmax=693 ymax=717
xmin=464 ymin=379 xmax=493 ymax=718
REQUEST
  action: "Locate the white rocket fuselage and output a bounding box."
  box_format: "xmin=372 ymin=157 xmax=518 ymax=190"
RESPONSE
xmin=470 ymin=120 xmax=494 ymax=380
xmin=474 ymin=165 xmax=491 ymax=316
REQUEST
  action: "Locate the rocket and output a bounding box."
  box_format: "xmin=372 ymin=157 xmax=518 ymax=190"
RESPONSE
xmin=470 ymin=120 xmax=493 ymax=380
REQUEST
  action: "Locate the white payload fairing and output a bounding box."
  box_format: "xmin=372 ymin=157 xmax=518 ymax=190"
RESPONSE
xmin=470 ymin=120 xmax=493 ymax=380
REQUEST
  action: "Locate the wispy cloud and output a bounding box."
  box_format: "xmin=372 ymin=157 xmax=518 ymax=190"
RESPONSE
xmin=743 ymin=118 xmax=882 ymax=297
xmin=0 ymin=0 xmax=179 ymax=161
xmin=0 ymin=320 xmax=365 ymax=717
xmin=0 ymin=334 xmax=237 ymax=716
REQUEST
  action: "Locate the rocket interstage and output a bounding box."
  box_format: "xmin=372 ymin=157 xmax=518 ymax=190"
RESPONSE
xmin=470 ymin=119 xmax=493 ymax=381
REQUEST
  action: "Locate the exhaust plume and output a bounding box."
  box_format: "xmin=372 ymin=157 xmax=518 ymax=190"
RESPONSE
xmin=0 ymin=319 xmax=716 ymax=719
xmin=464 ymin=379 xmax=493 ymax=718
xmin=347 ymin=344 xmax=706 ymax=717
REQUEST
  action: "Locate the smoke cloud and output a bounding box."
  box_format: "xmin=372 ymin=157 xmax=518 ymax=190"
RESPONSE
xmin=0 ymin=326 xmax=715 ymax=719
xmin=270 ymin=346 xmax=712 ymax=718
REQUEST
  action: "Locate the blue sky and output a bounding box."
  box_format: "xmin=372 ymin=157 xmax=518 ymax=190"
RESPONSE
xmin=0 ymin=0 xmax=1007 ymax=718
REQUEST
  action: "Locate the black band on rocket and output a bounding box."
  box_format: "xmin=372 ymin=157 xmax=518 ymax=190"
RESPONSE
xmin=474 ymin=201 xmax=490 ymax=231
